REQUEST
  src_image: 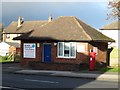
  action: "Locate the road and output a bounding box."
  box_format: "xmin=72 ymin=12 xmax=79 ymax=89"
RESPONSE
xmin=2 ymin=72 xmax=118 ymax=89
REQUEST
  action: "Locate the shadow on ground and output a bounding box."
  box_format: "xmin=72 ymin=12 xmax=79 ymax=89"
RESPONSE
xmin=1 ymin=63 xmax=118 ymax=89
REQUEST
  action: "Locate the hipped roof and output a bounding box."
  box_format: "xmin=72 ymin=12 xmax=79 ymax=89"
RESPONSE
xmin=100 ymin=20 xmax=120 ymax=30
xmin=14 ymin=16 xmax=115 ymax=42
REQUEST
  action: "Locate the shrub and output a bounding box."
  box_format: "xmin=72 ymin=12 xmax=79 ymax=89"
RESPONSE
xmin=2 ymin=56 xmax=8 ymax=60
xmin=14 ymin=54 xmax=20 ymax=62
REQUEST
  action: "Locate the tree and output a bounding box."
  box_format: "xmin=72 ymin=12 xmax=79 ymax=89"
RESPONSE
xmin=107 ymin=0 xmax=120 ymax=20
xmin=0 ymin=24 xmax=4 ymax=42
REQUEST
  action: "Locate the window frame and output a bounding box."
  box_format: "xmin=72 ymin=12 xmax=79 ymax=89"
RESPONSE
xmin=57 ymin=42 xmax=76 ymax=58
xmin=6 ymin=34 xmax=10 ymax=39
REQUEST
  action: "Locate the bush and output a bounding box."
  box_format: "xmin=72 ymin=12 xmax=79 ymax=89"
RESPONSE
xmin=2 ymin=56 xmax=8 ymax=60
xmin=14 ymin=54 xmax=20 ymax=62
xmin=79 ymin=63 xmax=89 ymax=70
xmin=0 ymin=56 xmax=2 ymax=60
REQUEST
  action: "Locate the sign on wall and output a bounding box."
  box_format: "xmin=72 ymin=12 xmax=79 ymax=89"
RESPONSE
xmin=93 ymin=47 xmax=98 ymax=55
xmin=23 ymin=43 xmax=36 ymax=58
xmin=77 ymin=44 xmax=85 ymax=52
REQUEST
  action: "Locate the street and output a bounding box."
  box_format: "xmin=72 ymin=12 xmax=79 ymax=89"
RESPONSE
xmin=2 ymin=72 xmax=118 ymax=89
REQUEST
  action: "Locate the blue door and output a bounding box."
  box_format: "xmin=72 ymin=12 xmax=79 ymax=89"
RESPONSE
xmin=43 ymin=44 xmax=51 ymax=63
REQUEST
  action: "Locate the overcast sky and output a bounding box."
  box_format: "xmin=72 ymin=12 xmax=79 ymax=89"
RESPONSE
xmin=1 ymin=1 xmax=113 ymax=29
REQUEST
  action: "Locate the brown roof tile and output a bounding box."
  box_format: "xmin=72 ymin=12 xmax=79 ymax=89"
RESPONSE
xmin=14 ymin=16 xmax=115 ymax=42
xmin=4 ymin=21 xmax=48 ymax=33
xmin=100 ymin=20 xmax=120 ymax=30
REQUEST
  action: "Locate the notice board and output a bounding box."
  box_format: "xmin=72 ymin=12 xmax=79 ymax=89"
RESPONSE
xmin=23 ymin=43 xmax=36 ymax=58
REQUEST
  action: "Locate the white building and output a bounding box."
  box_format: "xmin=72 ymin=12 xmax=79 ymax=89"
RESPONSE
xmin=100 ymin=20 xmax=119 ymax=49
xmin=0 ymin=42 xmax=10 ymax=56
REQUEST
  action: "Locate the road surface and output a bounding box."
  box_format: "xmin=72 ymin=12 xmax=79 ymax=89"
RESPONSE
xmin=2 ymin=72 xmax=118 ymax=89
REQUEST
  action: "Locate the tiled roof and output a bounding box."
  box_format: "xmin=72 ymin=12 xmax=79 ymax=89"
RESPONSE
xmin=100 ymin=20 xmax=120 ymax=30
xmin=14 ymin=16 xmax=115 ymax=42
xmin=4 ymin=21 xmax=48 ymax=33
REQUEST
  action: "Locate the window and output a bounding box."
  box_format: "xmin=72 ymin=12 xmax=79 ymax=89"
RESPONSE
xmin=64 ymin=42 xmax=70 ymax=57
xmin=17 ymin=34 xmax=21 ymax=37
xmin=70 ymin=43 xmax=76 ymax=57
xmin=58 ymin=42 xmax=76 ymax=58
xmin=58 ymin=42 xmax=63 ymax=56
xmin=6 ymin=34 xmax=10 ymax=38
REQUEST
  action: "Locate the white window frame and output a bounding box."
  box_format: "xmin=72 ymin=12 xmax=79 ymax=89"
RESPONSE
xmin=57 ymin=42 xmax=76 ymax=58
xmin=17 ymin=34 xmax=21 ymax=37
xmin=6 ymin=34 xmax=10 ymax=38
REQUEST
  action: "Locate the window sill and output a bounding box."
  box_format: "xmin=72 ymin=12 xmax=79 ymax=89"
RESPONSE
xmin=57 ymin=56 xmax=76 ymax=59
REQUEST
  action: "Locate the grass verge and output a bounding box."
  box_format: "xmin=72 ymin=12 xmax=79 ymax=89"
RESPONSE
xmin=96 ymin=67 xmax=120 ymax=72
xmin=0 ymin=56 xmax=20 ymax=63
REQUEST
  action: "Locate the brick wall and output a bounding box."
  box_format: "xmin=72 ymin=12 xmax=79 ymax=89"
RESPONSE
xmin=88 ymin=42 xmax=108 ymax=63
xmin=28 ymin=62 xmax=89 ymax=71
xmin=20 ymin=41 xmax=108 ymax=69
xmin=52 ymin=42 xmax=89 ymax=64
xmin=20 ymin=41 xmax=42 ymax=67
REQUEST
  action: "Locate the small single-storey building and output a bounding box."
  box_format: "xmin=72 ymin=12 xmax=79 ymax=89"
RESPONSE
xmin=14 ymin=16 xmax=115 ymax=70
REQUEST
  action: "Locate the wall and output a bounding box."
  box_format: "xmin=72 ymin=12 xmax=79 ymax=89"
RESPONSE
xmin=101 ymin=30 xmax=118 ymax=48
xmin=88 ymin=41 xmax=108 ymax=63
xmin=3 ymin=34 xmax=21 ymax=45
xmin=20 ymin=41 xmax=42 ymax=67
xmin=20 ymin=41 xmax=108 ymax=68
xmin=2 ymin=33 xmax=21 ymax=55
xmin=52 ymin=42 xmax=89 ymax=64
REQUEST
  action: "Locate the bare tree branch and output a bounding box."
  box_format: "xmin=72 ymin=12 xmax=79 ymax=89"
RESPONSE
xmin=107 ymin=0 xmax=120 ymax=20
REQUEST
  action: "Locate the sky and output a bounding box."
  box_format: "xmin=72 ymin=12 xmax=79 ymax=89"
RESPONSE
xmin=1 ymin=1 xmax=114 ymax=29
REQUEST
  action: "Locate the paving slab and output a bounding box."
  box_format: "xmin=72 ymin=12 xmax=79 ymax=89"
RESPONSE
xmin=15 ymin=70 xmax=118 ymax=82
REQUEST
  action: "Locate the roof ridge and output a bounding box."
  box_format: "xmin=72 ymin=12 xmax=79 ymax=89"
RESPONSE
xmin=25 ymin=20 xmax=48 ymax=22
xmin=73 ymin=17 xmax=92 ymax=40
xmin=33 ymin=20 xmax=51 ymax=30
xmin=57 ymin=16 xmax=76 ymax=19
xmin=11 ymin=20 xmax=48 ymax=23
xmin=59 ymin=16 xmax=75 ymax=17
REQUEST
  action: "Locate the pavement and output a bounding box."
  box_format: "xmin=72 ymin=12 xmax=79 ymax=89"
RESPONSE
xmin=2 ymin=63 xmax=119 ymax=82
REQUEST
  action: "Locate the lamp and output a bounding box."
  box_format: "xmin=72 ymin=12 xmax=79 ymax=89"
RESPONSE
xmin=37 ymin=43 xmax=40 ymax=47
xmin=54 ymin=43 xmax=57 ymax=46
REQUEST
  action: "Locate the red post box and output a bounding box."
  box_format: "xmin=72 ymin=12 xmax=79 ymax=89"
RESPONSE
xmin=89 ymin=50 xmax=96 ymax=71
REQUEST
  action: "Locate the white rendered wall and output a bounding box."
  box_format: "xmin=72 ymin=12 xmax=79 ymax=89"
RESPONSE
xmin=101 ymin=30 xmax=118 ymax=48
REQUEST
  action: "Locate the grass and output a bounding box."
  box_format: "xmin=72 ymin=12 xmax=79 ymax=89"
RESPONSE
xmin=0 ymin=59 xmax=20 ymax=63
xmin=0 ymin=59 xmax=14 ymax=63
xmin=0 ymin=55 xmax=20 ymax=63
xmin=96 ymin=67 xmax=120 ymax=72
